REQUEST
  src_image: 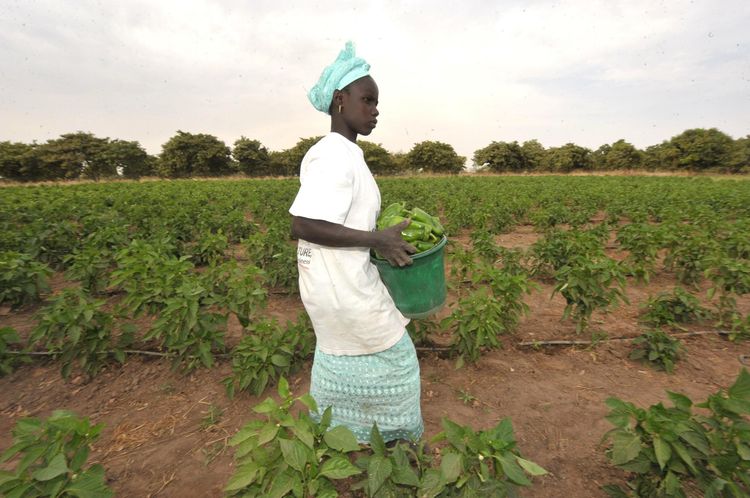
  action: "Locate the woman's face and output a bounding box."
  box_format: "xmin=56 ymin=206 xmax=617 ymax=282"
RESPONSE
xmin=339 ymin=76 xmax=379 ymax=136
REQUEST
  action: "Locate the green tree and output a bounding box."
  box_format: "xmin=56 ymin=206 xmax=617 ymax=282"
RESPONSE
xmin=591 ymin=144 xmax=611 ymax=170
xmin=391 ymin=151 xmax=409 ymax=175
xmin=520 ymin=139 xmax=546 ymax=171
xmin=643 ymin=141 xmax=681 ymax=171
xmin=0 ymin=141 xmax=42 ymax=182
xmin=36 ymin=132 xmax=116 ymax=180
xmin=105 ymin=139 xmax=153 ymax=178
xmin=270 ymin=136 xmax=322 ymax=176
xmin=359 ymin=140 xmax=396 ymax=175
xmin=406 ymin=140 xmax=465 ymax=174
xmin=727 ymin=135 xmax=750 ymax=173
xmin=669 ymin=128 xmax=734 ymax=171
xmin=593 ymin=140 xmax=642 ymax=170
xmin=158 ymin=131 xmax=233 ymax=178
xmin=473 ymin=141 xmax=525 ymax=172
xmin=233 ymin=137 xmax=270 ymax=177
xmin=545 ymin=143 xmax=592 ymax=172
xmin=268 ymin=150 xmax=294 ymax=177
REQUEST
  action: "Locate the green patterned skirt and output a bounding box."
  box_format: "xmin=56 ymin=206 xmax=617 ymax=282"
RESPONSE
xmin=310 ymin=332 xmax=423 ymax=443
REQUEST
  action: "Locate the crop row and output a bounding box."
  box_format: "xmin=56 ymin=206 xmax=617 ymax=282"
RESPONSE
xmin=2 ymin=176 xmax=750 ymax=374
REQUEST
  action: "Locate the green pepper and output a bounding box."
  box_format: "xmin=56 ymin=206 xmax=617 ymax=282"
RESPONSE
xmin=409 ymin=207 xmax=444 ymax=237
xmin=401 ymin=226 xmax=425 ymax=242
xmin=410 ymin=207 xmax=434 ymax=226
xmin=414 ymin=240 xmax=436 ymax=252
xmin=379 ymin=202 xmax=406 ymax=222
xmin=401 ymin=220 xmax=431 ymax=242
xmin=375 ymin=203 xmax=445 ymax=248
xmin=429 ymin=216 xmax=445 ymax=237
xmin=377 ymin=215 xmax=408 ymax=231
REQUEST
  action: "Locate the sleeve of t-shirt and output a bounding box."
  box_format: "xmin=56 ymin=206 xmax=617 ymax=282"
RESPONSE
xmin=288 ymin=144 xmax=354 ymax=225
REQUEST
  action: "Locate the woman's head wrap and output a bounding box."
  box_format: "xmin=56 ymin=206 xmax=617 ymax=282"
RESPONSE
xmin=308 ymin=41 xmax=370 ymax=114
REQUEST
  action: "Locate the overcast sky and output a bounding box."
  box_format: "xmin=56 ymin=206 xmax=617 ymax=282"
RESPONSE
xmin=1 ymin=0 xmax=748 ymax=164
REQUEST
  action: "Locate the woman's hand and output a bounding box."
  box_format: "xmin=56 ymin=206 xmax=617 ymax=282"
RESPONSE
xmin=373 ymin=219 xmax=416 ymax=267
xmin=290 ymin=216 xmax=415 ymax=266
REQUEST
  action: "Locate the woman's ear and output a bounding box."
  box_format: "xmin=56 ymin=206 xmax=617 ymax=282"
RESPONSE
xmin=332 ymin=90 xmax=344 ymax=106
xmin=331 ymin=90 xmax=346 ymax=114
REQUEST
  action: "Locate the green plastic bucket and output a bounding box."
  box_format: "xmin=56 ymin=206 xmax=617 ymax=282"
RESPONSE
xmin=371 ymin=236 xmax=448 ymax=319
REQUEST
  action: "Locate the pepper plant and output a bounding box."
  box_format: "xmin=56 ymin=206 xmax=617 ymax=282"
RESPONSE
xmin=110 ymin=239 xmax=194 ymax=317
xmin=530 ymin=228 xmax=605 ymax=278
xmin=602 ymin=368 xmax=750 ymax=497
xmin=0 ymin=410 xmax=113 ymax=498
xmin=616 ymin=222 xmax=663 ymax=283
xmin=629 ymin=329 xmax=684 ymax=374
xmin=201 ymin=259 xmax=268 ymax=328
xmin=552 ymin=255 xmax=629 ymax=334
xmin=471 ymin=261 xmax=536 ymax=331
xmin=146 ymin=276 xmax=227 ymax=372
xmin=63 ymin=223 xmax=130 ymax=294
xmin=223 ymin=314 xmax=315 ymax=398
xmin=184 ymin=229 xmax=229 ymax=266
xmin=441 ymin=286 xmax=510 ymax=367
xmin=422 ymin=417 xmax=547 ymax=497
xmin=662 ymin=229 xmax=719 ymax=286
xmin=640 ymin=287 xmax=711 ymax=330
xmin=0 ymin=326 xmax=28 ymax=377
xmin=29 ymin=288 xmax=126 ymax=379
xmin=705 ymin=256 xmax=750 ymax=334
xmin=225 ymin=378 xmax=363 ymax=497
xmin=0 ymin=251 xmax=52 ymax=309
xmin=351 ymin=424 xmax=426 ymax=497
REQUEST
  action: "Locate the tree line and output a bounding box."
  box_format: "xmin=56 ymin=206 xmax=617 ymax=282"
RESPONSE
xmin=0 ymin=127 xmax=747 ymax=182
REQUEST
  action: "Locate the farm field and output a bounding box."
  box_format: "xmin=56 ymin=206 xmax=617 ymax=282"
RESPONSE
xmin=2 ymin=175 xmax=750 ymax=497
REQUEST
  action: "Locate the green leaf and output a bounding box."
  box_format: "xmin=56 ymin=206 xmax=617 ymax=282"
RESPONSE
xmin=440 ymin=418 xmax=466 ymax=450
xmin=663 ymin=470 xmax=682 ymax=495
xmin=312 ymin=481 xmax=339 ymax=498
xmin=738 ymin=443 xmax=750 ymax=461
xmin=654 ymin=437 xmax=672 ymax=470
xmin=671 ymin=440 xmax=697 ymax=474
xmin=224 ymin=462 xmax=259 ymax=491
xmin=611 ymin=431 xmax=641 ymax=465
xmin=279 ymin=438 xmax=309 ymax=472
xmin=419 ymin=469 xmax=446 ymax=498
xmin=602 ymin=484 xmax=631 ymax=497
xmin=299 ymin=394 xmax=318 ymax=413
xmin=728 ymin=369 xmax=750 ymax=401
xmin=515 ymin=455 xmax=548 ymax=476
xmin=268 ymin=470 xmax=296 ymax=498
xmin=277 ymin=376 xmax=290 ymax=399
xmin=680 ymin=430 xmax=709 ymax=456
xmin=31 ymin=453 xmax=69 ymax=481
xmin=63 ymin=465 xmax=113 ymax=498
xmin=271 ymin=354 xmax=290 ymax=367
xmin=667 ymin=391 xmax=693 ymax=412
xmin=439 ymin=452 xmax=462 ymax=483
xmin=292 ymin=420 xmax=314 ymax=450
xmin=369 ymin=423 xmax=386 ymax=456
xmin=323 ymin=426 xmax=360 ymax=453
xmin=367 ymin=455 xmax=392 ymax=496
xmin=391 ymin=460 xmax=420 ymax=487
xmin=496 ymin=453 xmax=531 ymax=486
xmin=253 ymin=397 xmax=277 ymax=414
xmin=256 ymin=423 xmax=279 ymax=446
xmin=319 ymin=455 xmax=361 ymax=479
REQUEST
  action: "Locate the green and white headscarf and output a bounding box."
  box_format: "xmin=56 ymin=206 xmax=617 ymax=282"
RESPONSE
xmin=308 ymin=41 xmax=370 ymax=114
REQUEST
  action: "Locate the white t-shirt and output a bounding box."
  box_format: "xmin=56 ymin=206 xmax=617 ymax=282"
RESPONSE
xmin=289 ymin=132 xmax=409 ymax=355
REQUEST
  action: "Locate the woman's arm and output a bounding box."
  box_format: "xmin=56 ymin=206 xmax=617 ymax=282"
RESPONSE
xmin=291 ymin=216 xmax=415 ymax=267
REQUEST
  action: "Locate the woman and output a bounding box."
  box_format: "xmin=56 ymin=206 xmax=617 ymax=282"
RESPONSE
xmin=289 ymin=41 xmax=423 ymax=443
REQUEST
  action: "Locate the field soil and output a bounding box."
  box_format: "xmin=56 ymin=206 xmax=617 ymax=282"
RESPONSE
xmin=2 ymin=225 xmax=750 ymax=497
